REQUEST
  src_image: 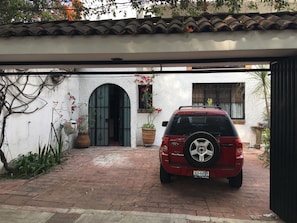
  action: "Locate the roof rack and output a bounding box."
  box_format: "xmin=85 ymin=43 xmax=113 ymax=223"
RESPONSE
xmin=178 ymin=105 xmax=222 ymax=110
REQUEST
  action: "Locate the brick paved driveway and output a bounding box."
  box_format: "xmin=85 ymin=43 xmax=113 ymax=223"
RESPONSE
xmin=0 ymin=147 xmax=280 ymax=222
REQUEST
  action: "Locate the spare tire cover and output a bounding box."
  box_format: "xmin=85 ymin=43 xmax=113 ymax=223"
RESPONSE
xmin=183 ymin=131 xmax=220 ymax=168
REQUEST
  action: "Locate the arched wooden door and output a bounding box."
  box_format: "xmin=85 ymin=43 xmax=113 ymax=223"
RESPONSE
xmin=89 ymin=84 xmax=131 ymax=146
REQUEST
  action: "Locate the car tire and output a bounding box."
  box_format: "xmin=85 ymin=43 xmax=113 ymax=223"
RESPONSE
xmin=183 ymin=131 xmax=220 ymax=168
xmin=160 ymin=164 xmax=171 ymax=184
xmin=228 ymin=170 xmax=243 ymax=188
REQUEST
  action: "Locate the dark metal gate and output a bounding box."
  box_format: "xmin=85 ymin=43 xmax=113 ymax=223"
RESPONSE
xmin=89 ymin=84 xmax=131 ymax=146
xmin=270 ymin=56 xmax=297 ymax=223
xmin=89 ymin=84 xmax=109 ymax=146
xmin=118 ymin=89 xmax=131 ymax=146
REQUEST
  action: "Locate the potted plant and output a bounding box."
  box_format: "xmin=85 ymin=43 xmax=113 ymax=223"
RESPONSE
xmin=63 ymin=120 xmax=77 ymax=135
xmin=135 ymin=73 xmax=162 ymax=146
xmin=63 ymin=93 xmax=78 ymax=135
xmin=65 ymin=92 xmax=91 ymax=148
xmin=76 ymin=114 xmax=91 ymax=148
xmin=141 ymin=106 xmax=162 ymax=146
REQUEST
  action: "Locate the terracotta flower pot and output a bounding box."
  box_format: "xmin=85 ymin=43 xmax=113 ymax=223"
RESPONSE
xmin=142 ymin=128 xmax=156 ymax=146
xmin=76 ymin=133 xmax=90 ymax=148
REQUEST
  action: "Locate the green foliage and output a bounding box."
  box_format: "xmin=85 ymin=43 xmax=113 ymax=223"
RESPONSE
xmin=0 ymin=0 xmax=33 ymax=24
xmin=142 ymin=123 xmax=156 ymax=129
xmin=148 ymin=0 xmax=293 ymax=17
xmin=224 ymin=0 xmax=243 ymax=13
xmin=0 ymin=0 xmax=86 ymax=24
xmin=250 ymin=65 xmax=271 ymax=127
xmin=9 ymin=143 xmax=63 ymax=178
xmin=259 ymin=127 xmax=270 ymax=165
xmin=262 ymin=0 xmax=289 ymax=11
xmin=1 ymin=0 xmax=295 ymax=25
xmin=262 ymin=127 xmax=270 ymax=151
xmin=8 ymin=120 xmax=65 ymax=178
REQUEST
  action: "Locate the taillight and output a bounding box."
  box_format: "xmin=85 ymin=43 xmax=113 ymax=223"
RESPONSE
xmin=161 ymin=145 xmax=168 ymax=153
xmin=235 ymin=139 xmax=243 ymax=157
xmin=161 ymin=136 xmax=169 ymax=153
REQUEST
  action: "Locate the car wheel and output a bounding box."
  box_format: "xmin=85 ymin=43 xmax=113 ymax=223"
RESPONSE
xmin=183 ymin=131 xmax=220 ymax=168
xmin=160 ymin=164 xmax=171 ymax=184
xmin=228 ymin=170 xmax=243 ymax=188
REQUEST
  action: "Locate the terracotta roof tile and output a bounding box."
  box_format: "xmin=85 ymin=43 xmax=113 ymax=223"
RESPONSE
xmin=0 ymin=12 xmax=297 ymax=37
xmin=211 ymin=16 xmax=231 ymax=31
xmin=168 ymin=19 xmax=184 ymax=33
xmin=155 ymin=20 xmax=167 ymax=33
xmin=125 ymin=20 xmax=141 ymax=34
xmin=184 ymin=17 xmax=199 ymax=32
xmin=238 ymin=15 xmax=257 ymax=30
xmin=224 ymin=15 xmax=244 ymax=31
xmin=196 ymin=17 xmax=214 ymax=31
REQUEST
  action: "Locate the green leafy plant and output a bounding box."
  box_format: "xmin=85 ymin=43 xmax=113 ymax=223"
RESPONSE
xmin=259 ymin=127 xmax=270 ymax=166
xmin=9 ymin=143 xmax=62 ymax=178
xmin=8 ymin=124 xmax=64 ymax=178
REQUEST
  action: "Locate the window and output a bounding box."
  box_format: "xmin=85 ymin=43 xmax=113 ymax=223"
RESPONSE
xmin=192 ymin=83 xmax=245 ymax=119
xmin=138 ymin=85 xmax=153 ymax=112
xmin=166 ymin=114 xmax=236 ymax=136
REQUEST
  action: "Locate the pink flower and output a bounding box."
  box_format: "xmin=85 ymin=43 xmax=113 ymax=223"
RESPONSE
xmin=77 ymin=116 xmax=84 ymax=122
xmin=155 ymin=108 xmax=162 ymax=113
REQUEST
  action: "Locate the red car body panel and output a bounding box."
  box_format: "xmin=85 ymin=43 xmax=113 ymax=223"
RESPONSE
xmin=159 ymin=107 xmax=244 ymax=180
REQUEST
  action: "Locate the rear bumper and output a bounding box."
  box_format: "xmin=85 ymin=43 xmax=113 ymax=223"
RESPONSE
xmin=160 ymin=152 xmax=244 ymax=178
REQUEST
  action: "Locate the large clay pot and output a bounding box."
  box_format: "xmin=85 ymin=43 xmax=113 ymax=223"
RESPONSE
xmin=142 ymin=128 xmax=156 ymax=146
xmin=76 ymin=133 xmax=90 ymax=148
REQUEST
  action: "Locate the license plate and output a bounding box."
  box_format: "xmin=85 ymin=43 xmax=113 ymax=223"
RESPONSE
xmin=193 ymin=170 xmax=209 ymax=179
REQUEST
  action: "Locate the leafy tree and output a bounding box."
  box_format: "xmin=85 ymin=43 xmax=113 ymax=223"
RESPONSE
xmin=0 ymin=0 xmax=33 ymax=24
xmin=0 ymin=0 xmax=86 ymax=24
xmin=147 ymin=0 xmax=293 ymax=17
xmin=83 ymin=0 xmax=294 ymax=19
xmin=1 ymin=0 xmax=294 ymax=24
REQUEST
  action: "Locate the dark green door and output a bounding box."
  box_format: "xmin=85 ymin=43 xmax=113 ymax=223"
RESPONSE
xmin=89 ymin=84 xmax=130 ymax=146
xmin=119 ymin=89 xmax=131 ymax=146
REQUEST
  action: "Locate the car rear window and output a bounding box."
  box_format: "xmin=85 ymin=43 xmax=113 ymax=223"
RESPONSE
xmin=165 ymin=114 xmax=237 ymax=137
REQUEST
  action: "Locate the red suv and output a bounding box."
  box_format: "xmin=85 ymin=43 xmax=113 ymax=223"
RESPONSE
xmin=159 ymin=106 xmax=244 ymax=188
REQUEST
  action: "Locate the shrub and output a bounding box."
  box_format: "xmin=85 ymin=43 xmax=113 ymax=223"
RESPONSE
xmin=9 ymin=143 xmax=63 ymax=178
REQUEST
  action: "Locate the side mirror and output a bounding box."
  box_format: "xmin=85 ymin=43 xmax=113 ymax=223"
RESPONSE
xmin=162 ymin=121 xmax=168 ymax=127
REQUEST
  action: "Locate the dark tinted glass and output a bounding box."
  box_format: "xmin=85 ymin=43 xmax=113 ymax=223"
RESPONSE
xmin=165 ymin=114 xmax=237 ymax=136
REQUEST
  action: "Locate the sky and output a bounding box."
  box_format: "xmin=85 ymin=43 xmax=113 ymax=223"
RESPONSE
xmin=81 ymin=0 xmax=139 ymax=20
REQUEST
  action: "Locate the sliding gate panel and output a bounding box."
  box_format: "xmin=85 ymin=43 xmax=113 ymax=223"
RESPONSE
xmin=270 ymin=56 xmax=297 ymax=223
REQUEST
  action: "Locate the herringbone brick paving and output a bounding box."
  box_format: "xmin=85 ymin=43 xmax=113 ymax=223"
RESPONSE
xmin=0 ymin=147 xmax=280 ymax=222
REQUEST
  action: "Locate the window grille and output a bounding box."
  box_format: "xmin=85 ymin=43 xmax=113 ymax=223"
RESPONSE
xmin=138 ymin=85 xmax=153 ymax=112
xmin=192 ymin=83 xmax=245 ymax=119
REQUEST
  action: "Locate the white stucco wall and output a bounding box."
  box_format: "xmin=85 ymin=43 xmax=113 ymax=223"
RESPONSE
xmin=78 ymin=67 xmax=265 ymax=147
xmin=0 ymin=68 xmax=266 ymax=170
xmin=2 ymin=75 xmax=79 ymax=168
xmin=77 ymin=68 xmax=139 ymax=148
xmin=142 ymin=70 xmax=266 ymax=147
